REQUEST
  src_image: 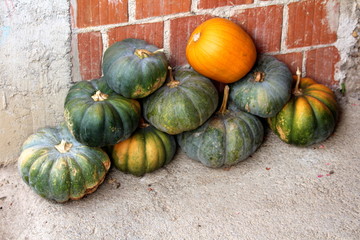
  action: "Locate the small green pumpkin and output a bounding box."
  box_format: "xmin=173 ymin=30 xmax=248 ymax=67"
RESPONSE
xmin=177 ymin=86 xmax=264 ymax=168
xmin=110 ymin=122 xmax=176 ymax=176
xmin=229 ymin=55 xmax=292 ymax=118
xmin=268 ymin=69 xmax=338 ymax=146
xmin=64 ymin=78 xmax=141 ymax=147
xmin=143 ymin=67 xmax=219 ymax=135
xmin=103 ymin=38 xmax=168 ymax=99
xmin=18 ymin=123 xmax=111 ymax=203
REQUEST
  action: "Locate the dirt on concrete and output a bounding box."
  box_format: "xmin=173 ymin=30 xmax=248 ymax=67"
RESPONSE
xmin=1 ymin=98 xmax=360 ymax=240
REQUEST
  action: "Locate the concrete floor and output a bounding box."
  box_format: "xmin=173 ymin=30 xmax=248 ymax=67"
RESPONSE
xmin=1 ymin=97 xmax=360 ymax=240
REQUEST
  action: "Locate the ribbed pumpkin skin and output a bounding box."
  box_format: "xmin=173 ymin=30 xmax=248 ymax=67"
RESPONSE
xmin=229 ymin=56 xmax=292 ymax=118
xmin=143 ymin=69 xmax=219 ymax=135
xmin=64 ymin=78 xmax=141 ymax=147
xmin=186 ymin=18 xmax=257 ymax=83
xmin=103 ymin=38 xmax=168 ymax=99
xmin=18 ymin=123 xmax=111 ymax=203
xmin=110 ymin=125 xmax=176 ymax=176
xmin=177 ymin=109 xmax=264 ymax=168
xmin=268 ymin=76 xmax=338 ymax=146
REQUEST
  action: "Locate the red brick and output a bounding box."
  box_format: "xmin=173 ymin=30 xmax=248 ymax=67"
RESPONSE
xmin=286 ymin=0 xmax=339 ymax=49
xmin=274 ymin=52 xmax=303 ymax=75
xmin=169 ymin=15 xmax=213 ymax=67
xmin=77 ymin=31 xmax=103 ymax=80
xmin=76 ymin=0 xmax=128 ymax=28
xmin=108 ymin=22 xmax=164 ymax=48
xmin=198 ymin=0 xmax=253 ymax=9
xmin=306 ymin=46 xmax=340 ymax=86
xmin=136 ymin=0 xmax=191 ymax=19
xmin=232 ymin=5 xmax=283 ymax=53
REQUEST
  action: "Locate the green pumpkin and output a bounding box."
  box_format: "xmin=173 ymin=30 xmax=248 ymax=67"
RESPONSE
xmin=229 ymin=55 xmax=292 ymax=118
xmin=177 ymin=86 xmax=264 ymax=168
xmin=268 ymin=70 xmax=338 ymax=146
xmin=103 ymin=38 xmax=168 ymax=99
xmin=18 ymin=123 xmax=111 ymax=203
xmin=110 ymin=122 xmax=176 ymax=176
xmin=64 ymin=78 xmax=141 ymax=147
xmin=143 ymin=68 xmax=219 ymax=135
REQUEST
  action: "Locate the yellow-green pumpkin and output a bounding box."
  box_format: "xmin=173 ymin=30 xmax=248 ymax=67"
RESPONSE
xmin=110 ymin=122 xmax=176 ymax=176
xmin=268 ymin=69 xmax=338 ymax=146
xmin=18 ymin=123 xmax=111 ymax=203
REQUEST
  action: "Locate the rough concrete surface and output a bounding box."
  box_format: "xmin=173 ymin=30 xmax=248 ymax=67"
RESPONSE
xmin=1 ymin=98 xmax=359 ymax=240
xmin=0 ymin=0 xmax=72 ymax=166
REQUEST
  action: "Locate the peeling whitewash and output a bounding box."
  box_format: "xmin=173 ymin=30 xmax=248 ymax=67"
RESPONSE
xmin=0 ymin=0 xmax=358 ymax=166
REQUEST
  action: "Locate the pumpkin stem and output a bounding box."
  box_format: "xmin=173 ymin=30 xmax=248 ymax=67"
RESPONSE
xmin=91 ymin=90 xmax=109 ymax=102
xmin=139 ymin=118 xmax=150 ymax=128
xmin=55 ymin=140 xmax=73 ymax=153
xmin=254 ymin=72 xmax=265 ymax=82
xmin=218 ymin=85 xmax=230 ymax=115
xmin=166 ymin=66 xmax=180 ymax=88
xmin=293 ymin=67 xmax=302 ymax=96
xmin=134 ymin=48 xmax=164 ymax=59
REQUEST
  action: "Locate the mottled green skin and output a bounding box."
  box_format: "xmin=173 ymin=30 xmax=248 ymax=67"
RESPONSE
xmin=18 ymin=123 xmax=111 ymax=203
xmin=64 ymin=78 xmax=141 ymax=147
xmin=268 ymin=77 xmax=338 ymax=146
xmin=229 ymin=55 xmax=292 ymax=118
xmin=143 ymin=69 xmax=219 ymax=135
xmin=111 ymin=125 xmax=176 ymax=176
xmin=177 ymin=109 xmax=264 ymax=168
xmin=103 ymin=38 xmax=168 ymax=99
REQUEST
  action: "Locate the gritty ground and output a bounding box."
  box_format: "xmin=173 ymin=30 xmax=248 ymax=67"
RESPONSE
xmin=1 ymin=97 xmax=360 ymax=240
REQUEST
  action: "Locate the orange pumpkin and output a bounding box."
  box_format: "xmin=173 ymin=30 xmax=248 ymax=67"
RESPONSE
xmin=186 ymin=18 xmax=257 ymax=84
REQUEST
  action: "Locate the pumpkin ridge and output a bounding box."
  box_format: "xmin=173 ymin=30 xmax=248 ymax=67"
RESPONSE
xmin=152 ymin=128 xmax=170 ymax=164
xmin=73 ymin=152 xmax=101 ymax=190
xmin=303 ymin=95 xmax=335 ymax=142
xmin=27 ymin=152 xmax=51 ymax=187
xmin=47 ymin=157 xmax=69 ymax=202
xmin=292 ymin=96 xmax=317 ymax=145
xmin=179 ymin=86 xmax=207 ymax=126
xmin=304 ymin=90 xmax=338 ymax=119
xmin=65 ymin=155 xmax=86 ymax=200
xmin=148 ymin=128 xmax=166 ymax=169
xmin=280 ymin=98 xmax=296 ymax=143
xmin=232 ymin=115 xmax=252 ymax=160
xmin=32 ymin=156 xmax=54 ymax=199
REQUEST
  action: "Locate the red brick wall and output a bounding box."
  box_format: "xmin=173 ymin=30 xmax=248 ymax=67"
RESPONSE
xmin=71 ymin=0 xmax=341 ymax=87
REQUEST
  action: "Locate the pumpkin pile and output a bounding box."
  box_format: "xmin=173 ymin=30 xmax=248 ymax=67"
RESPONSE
xmin=18 ymin=18 xmax=339 ymax=203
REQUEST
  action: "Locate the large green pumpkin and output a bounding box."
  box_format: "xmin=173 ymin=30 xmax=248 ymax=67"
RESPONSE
xmin=268 ymin=69 xmax=338 ymax=146
xmin=64 ymin=78 xmax=141 ymax=147
xmin=229 ymin=55 xmax=292 ymax=118
xmin=18 ymin=123 xmax=111 ymax=203
xmin=103 ymin=38 xmax=168 ymax=99
xmin=143 ymin=68 xmax=219 ymax=135
xmin=110 ymin=122 xmax=176 ymax=176
xmin=177 ymin=86 xmax=264 ymax=168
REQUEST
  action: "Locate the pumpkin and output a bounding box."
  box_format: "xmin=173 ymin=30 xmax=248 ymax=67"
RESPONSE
xmin=268 ymin=68 xmax=339 ymax=146
xmin=143 ymin=67 xmax=219 ymax=135
xmin=18 ymin=123 xmax=111 ymax=203
xmin=229 ymin=55 xmax=292 ymax=118
xmin=64 ymin=78 xmax=141 ymax=147
xmin=177 ymin=86 xmax=264 ymax=168
xmin=110 ymin=122 xmax=176 ymax=176
xmin=103 ymin=38 xmax=168 ymax=99
xmin=186 ymin=17 xmax=257 ymax=83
